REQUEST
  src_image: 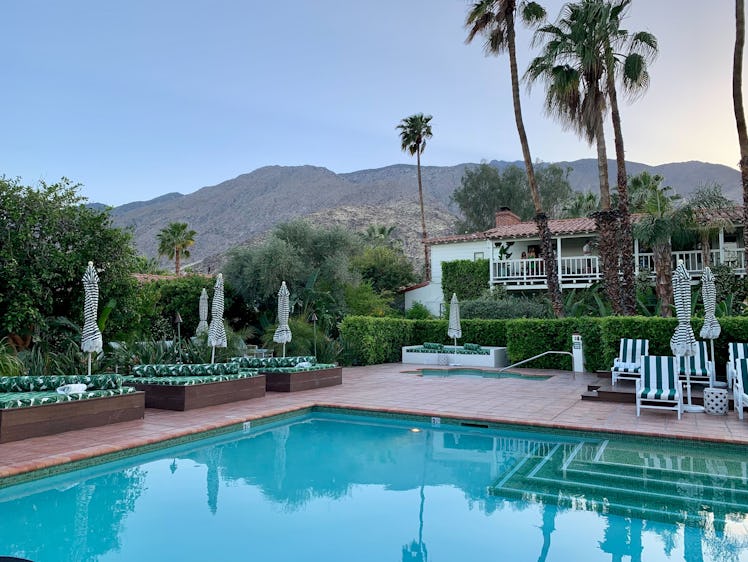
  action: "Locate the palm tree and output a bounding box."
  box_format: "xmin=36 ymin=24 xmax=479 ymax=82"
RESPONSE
xmin=629 ymin=172 xmax=691 ymax=317
xmin=157 ymin=222 xmax=196 ymax=275
xmin=734 ymin=0 xmax=748 ymax=269
xmin=593 ymin=0 xmax=657 ymax=315
xmin=561 ymin=191 xmax=599 ymax=218
xmin=688 ymin=183 xmax=736 ymax=267
xmin=526 ymin=1 xmax=619 ymax=313
xmin=465 ymin=0 xmax=565 ymax=318
xmin=397 ymin=113 xmax=433 ymax=280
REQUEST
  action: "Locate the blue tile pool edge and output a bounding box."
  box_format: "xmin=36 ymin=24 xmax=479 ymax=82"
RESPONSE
xmin=2 ymin=404 xmax=745 ymax=490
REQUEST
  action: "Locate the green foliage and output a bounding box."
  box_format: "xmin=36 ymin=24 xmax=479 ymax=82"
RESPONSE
xmin=441 ymin=260 xmax=490 ymax=303
xmin=506 ymin=318 xmax=603 ymax=371
xmin=461 ymin=298 xmax=550 ymax=319
xmin=451 ymin=163 xmax=573 ymax=232
xmin=344 ymin=283 xmax=397 ymax=317
xmin=260 ymin=317 xmax=340 ymax=363
xmin=0 ymin=338 xmax=24 ymax=376
xmin=352 ymin=245 xmax=416 ymax=293
xmin=405 ymin=302 xmax=432 ymax=319
xmin=0 ymin=177 xmax=139 ymax=342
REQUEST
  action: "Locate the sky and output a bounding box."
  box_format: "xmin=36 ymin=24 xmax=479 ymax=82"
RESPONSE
xmin=1 ymin=0 xmax=742 ymax=206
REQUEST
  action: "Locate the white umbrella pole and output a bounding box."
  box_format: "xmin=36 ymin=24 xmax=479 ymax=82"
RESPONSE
xmin=283 ymin=342 xmax=286 ymax=358
xmin=211 ymin=346 xmax=216 ymax=364
xmin=87 ymin=353 xmax=92 ymax=376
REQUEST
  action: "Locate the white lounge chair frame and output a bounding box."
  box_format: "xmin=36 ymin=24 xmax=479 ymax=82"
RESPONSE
xmin=636 ymin=355 xmax=683 ymax=420
xmin=611 ymin=338 xmax=649 ymax=386
xmin=727 ymin=343 xmax=748 ymax=390
xmin=677 ymin=341 xmax=715 ymax=388
xmin=734 ymin=358 xmax=748 ymax=420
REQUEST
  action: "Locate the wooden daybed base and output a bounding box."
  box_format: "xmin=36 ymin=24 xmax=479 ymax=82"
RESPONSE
xmin=0 ymin=392 xmax=145 ymax=444
xmin=130 ymin=375 xmax=267 ymax=411
xmin=264 ymin=366 xmax=342 ymax=392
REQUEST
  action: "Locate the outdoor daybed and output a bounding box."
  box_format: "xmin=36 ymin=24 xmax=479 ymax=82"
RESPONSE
xmin=402 ymin=343 xmax=508 ymax=368
xmin=123 ymin=362 xmax=266 ymax=411
xmin=0 ymin=374 xmax=145 ymax=444
xmin=231 ymin=356 xmax=342 ymax=392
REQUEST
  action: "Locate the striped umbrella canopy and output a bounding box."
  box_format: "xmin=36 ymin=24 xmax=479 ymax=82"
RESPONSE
xmin=699 ymin=266 xmax=721 ymax=340
xmin=196 ymin=288 xmax=209 ymax=336
xmin=81 ymin=261 xmax=103 ymax=376
xmin=273 ymin=281 xmax=292 ymax=357
xmin=671 ymin=260 xmax=697 ymax=357
xmin=208 ymin=274 xmax=227 ymax=362
xmin=447 ymin=293 xmax=462 ymax=349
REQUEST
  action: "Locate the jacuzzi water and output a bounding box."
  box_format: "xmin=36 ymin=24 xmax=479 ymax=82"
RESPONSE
xmin=1 ymin=412 xmax=746 ymax=561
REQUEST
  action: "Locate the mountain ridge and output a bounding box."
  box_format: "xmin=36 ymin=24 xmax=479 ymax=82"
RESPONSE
xmin=108 ymin=158 xmax=741 ymax=272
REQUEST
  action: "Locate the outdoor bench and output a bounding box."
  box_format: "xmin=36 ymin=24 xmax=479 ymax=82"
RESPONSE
xmin=0 ymin=374 xmax=145 ymax=443
xmin=231 ymin=356 xmax=343 ymax=392
xmin=123 ymin=362 xmax=266 ymax=411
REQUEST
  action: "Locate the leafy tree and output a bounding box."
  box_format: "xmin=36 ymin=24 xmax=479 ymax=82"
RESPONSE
xmin=361 ymin=224 xmax=400 ymax=248
xmin=630 ymin=172 xmax=692 ymax=317
xmin=734 ymin=0 xmax=748 ymax=271
xmin=465 ymin=0 xmax=565 ymax=318
xmin=0 ymin=177 xmax=138 ymax=347
xmin=352 ymin=245 xmax=416 ymax=294
xmin=688 ymin=183 xmax=735 ymax=267
xmin=451 ymin=163 xmax=573 ymax=232
xmin=156 ymin=222 xmax=196 ymax=275
xmin=397 ymin=113 xmax=433 ymax=279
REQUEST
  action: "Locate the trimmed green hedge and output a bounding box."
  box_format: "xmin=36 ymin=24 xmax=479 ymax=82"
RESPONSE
xmin=441 ymin=259 xmax=489 ymax=302
xmin=340 ymin=314 xmax=748 ymax=373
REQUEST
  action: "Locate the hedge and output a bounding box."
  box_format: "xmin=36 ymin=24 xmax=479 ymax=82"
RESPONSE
xmin=339 ymin=314 xmax=748 ymax=373
xmin=441 ymin=259 xmax=489 ymax=302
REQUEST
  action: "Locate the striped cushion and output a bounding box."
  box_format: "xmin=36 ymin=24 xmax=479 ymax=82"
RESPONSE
xmin=737 ymin=358 xmax=748 ymax=391
xmin=729 ymin=343 xmax=748 ymax=365
xmin=640 ymin=356 xmax=680 ymax=400
xmin=617 ymin=339 xmax=648 ymax=367
xmin=677 ymin=341 xmax=710 ymax=376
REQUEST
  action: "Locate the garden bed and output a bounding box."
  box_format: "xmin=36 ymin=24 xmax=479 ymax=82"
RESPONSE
xmin=0 ymin=375 xmax=144 ymax=443
xmin=231 ymin=356 xmax=343 ymax=392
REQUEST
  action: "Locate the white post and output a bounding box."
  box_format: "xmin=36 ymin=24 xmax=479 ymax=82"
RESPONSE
xmin=719 ymin=228 xmax=725 ymax=265
xmin=572 ymin=333 xmax=584 ymax=374
xmin=634 ymin=239 xmax=640 ymax=276
xmin=556 ymin=237 xmax=562 ymax=290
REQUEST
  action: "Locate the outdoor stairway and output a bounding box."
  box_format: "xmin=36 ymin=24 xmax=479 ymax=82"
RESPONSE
xmin=488 ymin=436 xmax=748 ymax=525
xmin=580 ymin=375 xmax=735 ymax=408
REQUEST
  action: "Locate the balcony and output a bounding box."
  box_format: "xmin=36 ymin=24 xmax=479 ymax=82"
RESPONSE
xmin=491 ymin=250 xmax=746 ymax=290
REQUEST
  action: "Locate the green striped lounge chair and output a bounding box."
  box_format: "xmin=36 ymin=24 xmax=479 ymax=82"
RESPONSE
xmin=611 ymin=338 xmax=649 ymax=386
xmin=727 ymin=343 xmax=748 ymax=390
xmin=636 ymin=355 xmax=683 ymax=420
xmin=734 ymin=358 xmax=748 ymax=420
xmin=677 ymin=341 xmax=715 ymax=388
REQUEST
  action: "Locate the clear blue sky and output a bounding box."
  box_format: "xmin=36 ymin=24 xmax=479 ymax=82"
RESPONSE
xmin=1 ymin=0 xmax=741 ymax=206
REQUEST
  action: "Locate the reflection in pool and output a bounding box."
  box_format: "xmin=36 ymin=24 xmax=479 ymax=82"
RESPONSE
xmin=0 ymin=413 xmax=747 ymax=561
xmin=410 ymin=367 xmax=551 ymax=380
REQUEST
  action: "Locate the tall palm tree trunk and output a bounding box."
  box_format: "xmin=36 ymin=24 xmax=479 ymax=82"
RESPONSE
xmin=416 ymin=150 xmax=431 ymax=280
xmin=653 ymin=243 xmax=673 ymax=317
xmin=507 ymin=15 xmax=564 ymax=317
xmin=175 ymin=249 xmax=181 ymax=276
xmin=592 ymin=116 xmax=622 ymax=313
xmin=735 ymin=0 xmax=748 ymax=269
xmin=606 ymin=55 xmax=636 ymax=315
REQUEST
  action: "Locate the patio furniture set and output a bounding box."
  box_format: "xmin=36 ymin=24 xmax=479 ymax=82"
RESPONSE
xmin=611 ymin=337 xmax=748 ymax=420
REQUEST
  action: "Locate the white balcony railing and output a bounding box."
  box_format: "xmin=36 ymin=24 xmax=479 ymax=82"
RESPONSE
xmin=491 ymin=250 xmax=746 ymax=290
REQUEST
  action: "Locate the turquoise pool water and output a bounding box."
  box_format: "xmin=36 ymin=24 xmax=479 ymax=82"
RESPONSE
xmin=1 ymin=413 xmax=747 ymax=561
xmin=410 ymin=368 xmax=550 ymax=380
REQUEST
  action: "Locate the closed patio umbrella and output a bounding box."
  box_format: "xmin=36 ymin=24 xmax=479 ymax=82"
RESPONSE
xmin=447 ymin=293 xmax=462 ymax=365
xmin=81 ymin=261 xmax=103 ymax=376
xmin=196 ymin=288 xmax=209 ymax=336
xmin=208 ymin=274 xmax=227 ymax=363
xmin=700 ymin=266 xmax=721 ymax=387
xmin=273 ymin=281 xmax=292 ymax=358
xmin=671 ymin=260 xmax=698 ymax=411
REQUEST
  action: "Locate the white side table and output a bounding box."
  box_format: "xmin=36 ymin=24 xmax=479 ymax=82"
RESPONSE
xmin=703 ymin=388 xmax=728 ymax=416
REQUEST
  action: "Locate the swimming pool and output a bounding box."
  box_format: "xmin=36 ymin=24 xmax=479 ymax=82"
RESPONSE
xmin=1 ymin=412 xmax=747 ymax=561
xmin=409 ymin=367 xmax=551 ymax=380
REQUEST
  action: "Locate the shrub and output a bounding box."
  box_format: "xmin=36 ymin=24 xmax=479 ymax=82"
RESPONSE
xmin=406 ymin=302 xmax=432 ymax=319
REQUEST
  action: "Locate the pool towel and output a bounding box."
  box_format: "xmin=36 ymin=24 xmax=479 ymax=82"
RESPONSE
xmin=56 ymin=383 xmax=88 ymax=395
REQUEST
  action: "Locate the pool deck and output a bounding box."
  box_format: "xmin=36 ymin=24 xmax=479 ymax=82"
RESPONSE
xmin=2 ymin=364 xmax=748 ymax=482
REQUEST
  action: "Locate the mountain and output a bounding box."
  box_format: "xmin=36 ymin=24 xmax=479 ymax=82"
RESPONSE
xmin=109 ymin=159 xmax=740 ymax=272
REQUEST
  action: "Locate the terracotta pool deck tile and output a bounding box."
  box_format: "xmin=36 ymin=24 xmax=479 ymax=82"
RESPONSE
xmin=3 ymin=363 xmax=748 ymax=483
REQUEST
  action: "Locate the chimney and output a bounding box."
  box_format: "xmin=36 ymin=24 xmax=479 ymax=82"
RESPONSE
xmin=494 ymin=207 xmax=521 ymax=227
